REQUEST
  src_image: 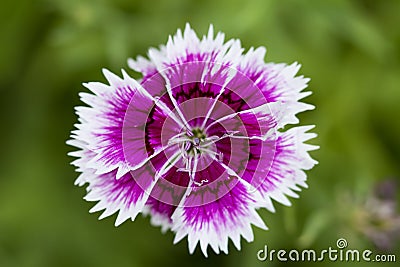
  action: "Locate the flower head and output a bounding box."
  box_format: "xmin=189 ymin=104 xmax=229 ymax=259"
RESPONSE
xmin=68 ymin=23 xmax=318 ymax=256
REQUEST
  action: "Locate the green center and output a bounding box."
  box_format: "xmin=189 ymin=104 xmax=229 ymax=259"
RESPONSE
xmin=191 ymin=128 xmax=206 ymax=140
xmin=184 ymin=128 xmax=207 ymax=155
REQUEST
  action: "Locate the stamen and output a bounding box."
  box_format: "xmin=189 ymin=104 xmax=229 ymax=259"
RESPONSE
xmin=197 ymin=147 xmax=223 ymax=164
xmin=168 ymin=128 xmax=213 ymax=186
xmin=193 ymin=137 xmax=200 ymax=145
xmin=202 ymin=131 xmax=240 ymax=147
xmin=191 ymin=149 xmax=208 ymax=186
xmin=184 ymin=141 xmax=191 ymax=151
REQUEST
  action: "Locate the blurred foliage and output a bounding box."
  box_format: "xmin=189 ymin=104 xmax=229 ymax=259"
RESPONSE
xmin=0 ymin=0 xmax=399 ymax=266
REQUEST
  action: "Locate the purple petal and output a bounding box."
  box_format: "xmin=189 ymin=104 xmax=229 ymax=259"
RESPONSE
xmin=253 ymin=126 xmax=319 ymax=210
xmin=74 ymin=70 xmax=137 ymax=175
xmin=172 ymin=178 xmax=266 ymax=256
xmin=239 ymin=60 xmax=313 ymax=125
xmin=84 ymin=151 xmax=167 ymax=226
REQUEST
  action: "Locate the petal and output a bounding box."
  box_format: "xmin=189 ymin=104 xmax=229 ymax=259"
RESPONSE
xmin=66 ymin=139 xmax=98 ymax=186
xmin=84 ymin=152 xmax=167 ymax=226
xmin=205 ymin=102 xmax=280 ymax=141
xmin=147 ymin=159 xmax=191 ymax=207
xmin=171 ymin=177 xmax=266 ymax=257
xmin=143 ymin=156 xmax=192 ymax=233
xmin=144 ymin=198 xmax=174 ymax=233
xmin=122 ymin=89 xmax=181 ymax=173
xmin=145 ymin=155 xmax=245 ymax=236
xmin=239 ymin=59 xmax=313 ymax=126
xmin=73 ymin=69 xmax=137 ymax=176
xmin=158 ymin=23 xmax=236 ymax=68
xmin=254 ymin=125 xmax=319 ymax=210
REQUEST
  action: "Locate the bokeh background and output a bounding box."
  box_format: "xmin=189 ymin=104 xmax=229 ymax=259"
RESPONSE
xmin=1 ymin=0 xmax=399 ymax=266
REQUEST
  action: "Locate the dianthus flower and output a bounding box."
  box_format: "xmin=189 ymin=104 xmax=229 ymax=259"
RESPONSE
xmin=68 ymin=24 xmax=318 ymax=256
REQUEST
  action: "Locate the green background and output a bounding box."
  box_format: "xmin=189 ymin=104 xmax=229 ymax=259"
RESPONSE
xmin=1 ymin=0 xmax=399 ymax=266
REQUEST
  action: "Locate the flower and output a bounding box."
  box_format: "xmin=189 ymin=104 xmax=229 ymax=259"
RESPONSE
xmin=344 ymin=179 xmax=400 ymax=251
xmin=67 ymin=23 xmax=318 ymax=256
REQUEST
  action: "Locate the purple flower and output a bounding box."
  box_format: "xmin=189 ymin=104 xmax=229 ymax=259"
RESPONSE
xmin=68 ymin=24 xmax=318 ymax=256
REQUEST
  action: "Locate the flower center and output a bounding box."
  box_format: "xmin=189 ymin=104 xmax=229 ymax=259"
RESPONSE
xmin=182 ymin=128 xmax=207 ymax=155
xmin=168 ymin=127 xmax=227 ymax=186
